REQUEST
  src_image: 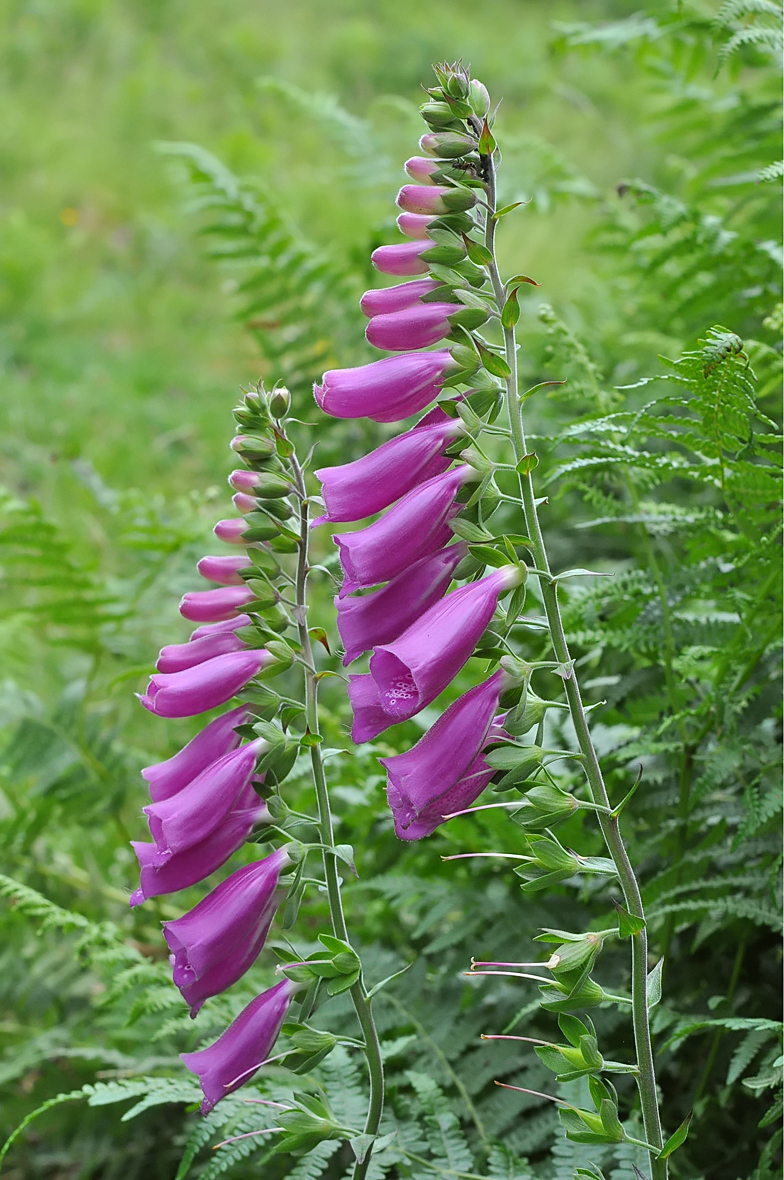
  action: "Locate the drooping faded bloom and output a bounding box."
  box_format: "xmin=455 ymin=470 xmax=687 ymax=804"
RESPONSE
xmin=139 ymin=649 xmax=273 ymax=718
xmin=334 ymin=466 xmax=475 ymax=596
xmin=313 ymin=408 xmax=462 ymax=524
xmin=381 ymin=671 xmax=505 ymax=840
xmin=369 ymin=566 xmax=521 ymax=718
xmin=359 ymin=277 xmax=440 ymax=318
xmin=179 ymin=585 xmax=257 ymax=623
xmin=366 ymin=302 xmax=461 ymax=352
xmin=336 ymin=544 xmax=466 ymax=665
xmin=143 ymin=738 xmax=268 ymax=863
xmin=164 ymin=847 xmax=291 ymax=1016
xmin=130 ymin=783 xmax=270 ymax=904
xmin=182 ymin=978 xmax=298 ymax=1112
xmin=142 ymin=704 xmax=249 ymax=802
xmin=314 ymin=350 xmax=457 ymax=423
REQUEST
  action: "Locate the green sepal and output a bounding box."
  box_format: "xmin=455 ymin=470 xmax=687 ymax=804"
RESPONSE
xmin=327 ymin=967 xmax=361 ymax=996
xmin=478 ymin=118 xmax=496 ymax=155
xmin=613 ymin=899 xmax=646 ymax=938
xmin=468 ymin=543 xmax=511 ymax=569
xmin=515 ymin=452 xmax=539 ymax=474
xmin=463 ymin=236 xmax=493 ymax=267
xmin=658 ymin=1111 xmax=693 ymax=1160
xmin=476 ymin=342 xmax=511 ymax=378
xmin=501 ymin=287 xmax=520 ymax=329
xmin=539 ymin=975 xmax=609 ymax=1012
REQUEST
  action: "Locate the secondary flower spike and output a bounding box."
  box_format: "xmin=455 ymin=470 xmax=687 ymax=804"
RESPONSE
xmin=130 ymin=784 xmax=270 ymax=904
xmin=366 ymin=302 xmax=462 ymax=352
xmin=139 ymin=649 xmax=273 ymax=718
xmin=314 ymin=350 xmax=458 ymax=423
xmin=336 ymin=544 xmax=466 ymax=665
xmin=382 ymin=671 xmax=505 ymax=840
xmin=143 ymin=738 xmax=268 ymax=862
xmin=370 ymin=566 xmax=522 ymax=718
xmin=142 ymin=704 xmax=249 ymax=803
xmin=334 ymin=465 xmax=475 ymax=596
xmin=313 ymin=408 xmax=462 ymax=524
xmin=164 ymin=847 xmax=291 ymax=1016
xmin=182 ymin=978 xmax=298 ymax=1113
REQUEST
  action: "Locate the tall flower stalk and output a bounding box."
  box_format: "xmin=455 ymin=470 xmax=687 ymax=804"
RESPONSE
xmin=313 ymin=63 xmax=678 ymax=1179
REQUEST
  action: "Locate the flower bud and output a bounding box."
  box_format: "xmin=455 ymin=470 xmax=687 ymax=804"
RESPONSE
xmin=397 ymin=212 xmax=436 ymax=240
xmin=420 ymin=100 xmax=461 ymax=128
xmin=405 ymin=155 xmax=440 ymax=185
xmin=445 ymin=72 xmax=470 ymax=99
xmin=469 ymin=79 xmax=490 ymax=117
xmin=397 ymin=184 xmax=476 ymax=216
xmin=269 ymin=387 xmax=291 ymax=418
xmin=231 ymin=435 xmax=275 ymax=458
xmin=449 ymin=343 xmax=481 ymax=374
xmin=232 ymin=492 xmax=256 ymax=514
xmin=249 ymin=473 xmax=293 ymax=499
xmin=419 ymin=132 xmax=476 ymax=159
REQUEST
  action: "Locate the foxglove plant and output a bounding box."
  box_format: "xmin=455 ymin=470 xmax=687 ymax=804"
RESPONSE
xmin=311 ymin=62 xmax=680 ymax=1180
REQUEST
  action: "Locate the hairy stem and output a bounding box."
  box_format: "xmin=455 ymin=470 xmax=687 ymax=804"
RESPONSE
xmin=289 ymin=451 xmax=384 ymax=1180
xmin=481 ymin=158 xmax=666 ymax=1176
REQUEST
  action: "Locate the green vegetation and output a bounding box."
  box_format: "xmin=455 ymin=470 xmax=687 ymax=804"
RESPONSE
xmin=0 ymin=2 xmax=780 ymax=1179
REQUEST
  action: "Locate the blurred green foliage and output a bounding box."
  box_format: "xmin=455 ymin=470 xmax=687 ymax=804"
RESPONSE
xmin=0 ymin=1 xmax=780 ymax=1179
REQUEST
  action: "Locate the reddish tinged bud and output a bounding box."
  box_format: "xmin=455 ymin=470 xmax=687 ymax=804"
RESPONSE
xmin=419 ymin=132 xmax=476 ymax=159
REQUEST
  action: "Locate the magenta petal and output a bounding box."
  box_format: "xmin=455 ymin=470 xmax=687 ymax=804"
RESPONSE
xmin=213 ymin=518 xmax=250 ymax=545
xmin=381 ymin=673 xmax=504 ymax=840
xmin=405 ymin=156 xmax=440 ymax=184
xmin=366 ymin=303 xmax=457 ymax=352
xmin=397 ymin=212 xmax=436 ymax=239
xmin=347 ymin=675 xmax=396 ymax=743
xmin=371 ymin=240 xmax=430 ymax=276
xmin=139 ymin=649 xmax=270 ymax=718
xmin=196 ymin=555 xmax=250 ymax=586
xmin=314 ymin=350 xmax=456 ymax=423
xmin=179 ymin=585 xmax=257 ymax=623
xmin=337 ymin=544 xmax=466 ymax=665
xmin=334 ymin=466 xmax=471 ymax=596
xmin=156 ymin=630 xmax=247 ymax=674
xmin=359 ymin=278 xmax=439 ymax=318
xmin=396 ymin=185 xmax=452 ymax=214
xmin=190 ymin=615 xmax=252 ymax=641
xmin=314 ymin=409 xmax=460 ymax=524
xmin=181 ymin=979 xmax=297 ymax=1113
xmin=142 ymin=705 xmax=249 ymax=802
xmin=370 ymin=567 xmax=518 ymax=719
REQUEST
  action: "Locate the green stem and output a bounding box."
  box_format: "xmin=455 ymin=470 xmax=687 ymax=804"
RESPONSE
xmin=289 ymin=451 xmax=384 ymax=1180
xmin=481 ymin=156 xmax=666 ymax=1177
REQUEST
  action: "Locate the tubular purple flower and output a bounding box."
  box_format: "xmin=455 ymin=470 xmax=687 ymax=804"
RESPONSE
xmin=164 ymin=847 xmax=291 ymax=1016
xmin=334 ymin=466 xmax=475 ymax=597
xmin=182 ymin=978 xmax=298 ymax=1113
xmin=405 ymin=155 xmax=440 ymax=184
xmin=396 ymin=184 xmax=476 ymax=215
xmin=179 ymin=586 xmax=257 ymax=624
xmin=366 ymin=302 xmax=459 ymax=352
xmin=337 ymin=544 xmax=466 ymax=665
xmin=314 ymin=349 xmax=458 ymax=423
xmin=347 ymin=674 xmax=398 ymax=743
xmin=381 ymin=671 xmax=505 ymax=840
xmin=143 ymin=738 xmax=268 ymax=862
xmin=142 ymin=705 xmax=249 ymax=802
xmin=371 ymin=240 xmax=430 ymax=276
xmin=197 ymin=555 xmax=249 ymax=586
xmin=359 ymin=278 xmax=439 ymax=318
xmin=397 ymin=212 xmax=436 ymax=239
xmin=370 ymin=566 xmax=522 ymax=718
xmin=190 ymin=615 xmax=252 ymax=641
xmin=156 ymin=630 xmax=247 ymax=674
xmin=139 ymin=649 xmax=272 ymax=717
xmin=130 ymin=782 xmax=270 ymax=904
xmin=213 ymin=518 xmax=250 ymax=545
xmin=313 ymin=407 xmax=462 ymax=524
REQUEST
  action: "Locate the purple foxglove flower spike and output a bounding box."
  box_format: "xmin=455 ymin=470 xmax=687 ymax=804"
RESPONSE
xmin=143 ymin=738 xmax=268 ymax=862
xmin=130 ymin=782 xmax=270 ymax=904
xmin=334 ymin=466 xmax=475 ymax=596
xmin=347 ymin=674 xmax=396 ymax=744
xmin=156 ymin=629 xmax=247 ymax=674
xmin=359 ymin=278 xmax=439 ymax=318
xmin=182 ymin=978 xmax=298 ymax=1113
xmin=213 ymin=518 xmax=251 ymax=545
xmin=139 ymin=649 xmax=272 ymax=717
xmin=196 ymin=555 xmax=249 ymax=586
xmin=371 ymin=240 xmax=430 ymax=276
xmin=313 ymin=407 xmax=462 ymax=525
xmin=381 ymin=671 xmax=505 ymax=840
xmin=369 ymin=566 xmax=522 ymax=719
xmin=405 ymin=155 xmax=440 ymax=184
xmin=142 ymin=704 xmax=248 ymax=802
xmin=179 ymin=585 xmax=257 ymax=623
xmin=366 ymin=302 xmax=460 ymax=352
xmin=314 ymin=350 xmax=457 ymax=423
xmin=164 ymin=847 xmax=291 ymax=1016
xmin=396 ymin=184 xmax=476 ymax=215
xmin=190 ymin=615 xmax=252 ymax=641
xmin=397 ymin=212 xmax=436 ymax=239
xmin=337 ymin=543 xmax=466 ymax=665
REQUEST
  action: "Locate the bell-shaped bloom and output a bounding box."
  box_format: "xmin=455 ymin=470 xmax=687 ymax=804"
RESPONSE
xmin=179 ymin=585 xmax=257 ymax=624
xmin=130 ymin=783 xmax=270 ymax=905
xmin=229 ymin=469 xmax=260 ymax=494
xmin=214 ymin=517 xmax=250 ymax=545
xmin=396 ymin=184 xmax=476 ymax=215
xmin=313 ymin=408 xmax=462 ymax=525
xmin=156 ymin=629 xmax=247 ymax=674
xmin=190 ymin=615 xmax=252 ymax=641
xmin=381 ymin=671 xmax=505 ymax=840
xmin=366 ymin=302 xmax=459 ymax=352
xmin=139 ymin=649 xmax=272 ymax=718
xmin=164 ymin=847 xmax=291 ymax=1016
xmin=347 ymin=674 xmax=397 ymax=744
xmin=359 ymin=278 xmax=439 ymax=318
xmin=371 ymin=240 xmax=430 ymax=276
xmin=143 ymin=738 xmax=268 ymax=863
xmin=314 ymin=349 xmax=457 ymax=423
xmin=405 ymin=155 xmax=440 ymax=184
xmin=182 ymin=978 xmax=298 ymax=1113
xmin=397 ymin=212 xmax=435 ymax=239
xmin=142 ymin=705 xmax=249 ymax=803
xmin=197 ymin=555 xmax=249 ymax=586
xmin=334 ymin=466 xmax=474 ymax=596
xmin=337 ymin=544 xmax=466 ymax=665
xmin=370 ymin=566 xmax=522 ymax=719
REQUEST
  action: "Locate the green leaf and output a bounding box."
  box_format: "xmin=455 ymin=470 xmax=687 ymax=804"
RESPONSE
xmin=468 ymin=544 xmax=511 ymax=569
xmin=506 ymin=273 xmax=540 ymax=288
xmin=448 ymin=517 xmax=492 ymax=543
xmin=515 ymin=452 xmax=539 ymax=474
xmin=477 ymin=342 xmax=511 ymax=378
xmin=492 ymin=201 xmax=525 ymax=220
xmin=478 ymin=118 xmax=496 ymax=155
xmin=463 ymin=236 xmax=493 ymax=267
xmin=501 ymin=288 xmax=520 ymax=330
xmin=647 ymin=958 xmax=664 ymax=1009
xmin=613 ymin=900 xmax=646 ymax=938
xmin=658 ymin=1110 xmax=693 ymax=1160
